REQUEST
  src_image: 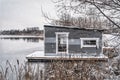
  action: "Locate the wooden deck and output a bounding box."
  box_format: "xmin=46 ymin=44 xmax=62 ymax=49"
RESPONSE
xmin=26 ymin=51 xmax=108 ymax=62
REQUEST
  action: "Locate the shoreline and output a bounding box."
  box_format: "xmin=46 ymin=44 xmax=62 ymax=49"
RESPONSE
xmin=0 ymin=35 xmax=43 ymax=38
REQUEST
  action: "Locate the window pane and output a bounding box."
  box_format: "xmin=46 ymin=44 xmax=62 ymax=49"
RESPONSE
xmin=83 ymin=40 xmax=96 ymax=45
xmin=58 ymin=34 xmax=67 ymax=52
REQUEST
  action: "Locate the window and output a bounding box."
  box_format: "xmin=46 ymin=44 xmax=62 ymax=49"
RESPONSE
xmin=80 ymin=38 xmax=99 ymax=48
xmin=83 ymin=40 xmax=96 ymax=45
xmin=56 ymin=32 xmax=69 ymax=53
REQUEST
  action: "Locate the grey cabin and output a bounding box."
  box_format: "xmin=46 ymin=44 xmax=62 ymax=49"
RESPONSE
xmin=44 ymin=25 xmax=107 ymax=59
xmin=26 ymin=25 xmax=108 ymax=62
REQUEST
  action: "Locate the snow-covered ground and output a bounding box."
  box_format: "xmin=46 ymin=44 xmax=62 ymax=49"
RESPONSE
xmin=26 ymin=51 xmax=108 ymax=59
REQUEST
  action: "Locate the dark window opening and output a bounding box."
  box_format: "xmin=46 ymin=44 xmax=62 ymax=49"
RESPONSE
xmin=58 ymin=34 xmax=67 ymax=52
xmin=83 ymin=40 xmax=96 ymax=45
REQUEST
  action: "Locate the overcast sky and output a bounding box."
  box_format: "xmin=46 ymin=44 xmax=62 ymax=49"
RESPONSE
xmin=0 ymin=0 xmax=56 ymax=30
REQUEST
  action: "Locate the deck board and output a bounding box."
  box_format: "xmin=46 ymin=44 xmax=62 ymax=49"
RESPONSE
xmin=26 ymin=51 xmax=108 ymax=62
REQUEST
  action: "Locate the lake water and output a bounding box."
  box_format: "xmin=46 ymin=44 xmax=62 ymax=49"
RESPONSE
xmin=0 ymin=36 xmax=44 ymax=67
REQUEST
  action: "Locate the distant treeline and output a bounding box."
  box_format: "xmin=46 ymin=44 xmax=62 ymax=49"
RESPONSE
xmin=0 ymin=27 xmax=43 ymax=36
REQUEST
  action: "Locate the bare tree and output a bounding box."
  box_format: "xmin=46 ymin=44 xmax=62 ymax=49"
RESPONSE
xmin=47 ymin=0 xmax=118 ymax=30
xmin=60 ymin=0 xmax=120 ymax=29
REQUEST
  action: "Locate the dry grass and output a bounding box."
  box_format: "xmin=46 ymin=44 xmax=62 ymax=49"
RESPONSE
xmin=0 ymin=59 xmax=119 ymax=80
xmin=0 ymin=60 xmax=44 ymax=80
xmin=44 ymin=60 xmax=109 ymax=80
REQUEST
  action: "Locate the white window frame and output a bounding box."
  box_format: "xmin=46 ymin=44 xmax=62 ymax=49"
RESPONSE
xmin=55 ymin=32 xmax=69 ymax=54
xmin=80 ymin=38 xmax=99 ymax=48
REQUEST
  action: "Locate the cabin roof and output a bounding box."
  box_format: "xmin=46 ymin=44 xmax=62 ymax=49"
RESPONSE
xmin=44 ymin=25 xmax=104 ymax=32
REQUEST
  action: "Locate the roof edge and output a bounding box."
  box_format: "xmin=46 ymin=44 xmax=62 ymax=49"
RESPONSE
xmin=44 ymin=25 xmax=105 ymax=31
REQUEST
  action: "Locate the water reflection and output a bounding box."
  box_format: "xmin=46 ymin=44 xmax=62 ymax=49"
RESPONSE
xmin=0 ymin=37 xmax=43 ymax=43
xmin=23 ymin=38 xmax=43 ymax=42
xmin=0 ymin=37 xmax=44 ymax=80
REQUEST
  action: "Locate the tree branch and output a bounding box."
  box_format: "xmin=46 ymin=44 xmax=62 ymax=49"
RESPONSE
xmin=87 ymin=1 xmax=120 ymax=29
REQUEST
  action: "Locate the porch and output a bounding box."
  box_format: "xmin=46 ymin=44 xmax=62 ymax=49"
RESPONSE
xmin=26 ymin=51 xmax=108 ymax=62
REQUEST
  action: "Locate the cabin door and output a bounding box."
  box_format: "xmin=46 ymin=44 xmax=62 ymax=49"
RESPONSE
xmin=56 ymin=33 xmax=69 ymax=54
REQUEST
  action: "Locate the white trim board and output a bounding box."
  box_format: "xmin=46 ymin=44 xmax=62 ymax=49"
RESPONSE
xmin=55 ymin=32 xmax=69 ymax=54
xmin=80 ymin=38 xmax=99 ymax=48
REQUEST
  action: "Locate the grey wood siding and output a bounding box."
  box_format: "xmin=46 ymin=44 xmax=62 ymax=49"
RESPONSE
xmin=45 ymin=38 xmax=80 ymax=45
xmin=44 ymin=25 xmax=103 ymax=56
